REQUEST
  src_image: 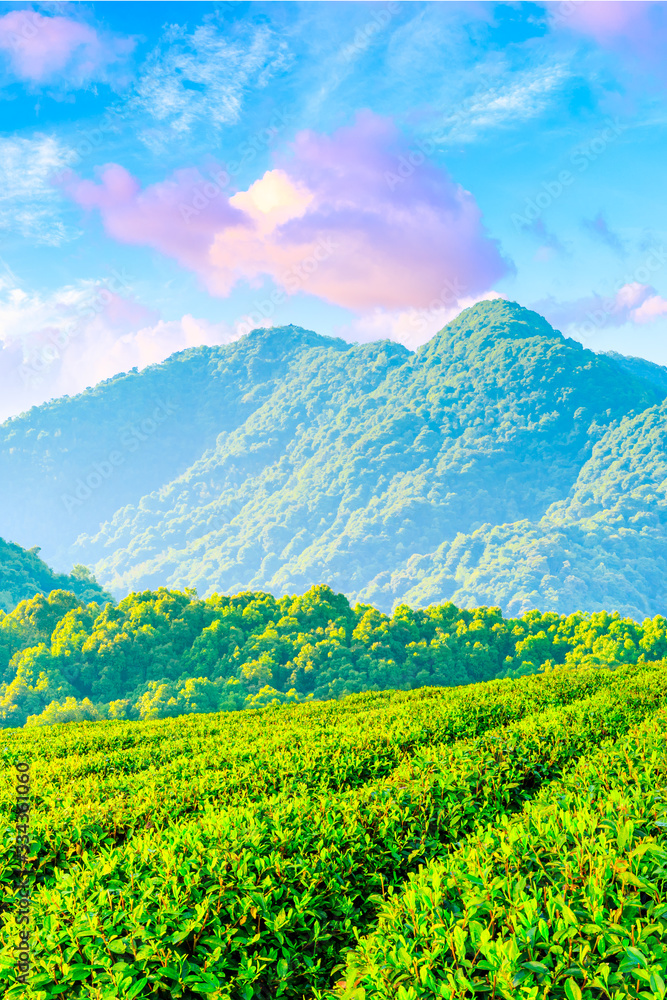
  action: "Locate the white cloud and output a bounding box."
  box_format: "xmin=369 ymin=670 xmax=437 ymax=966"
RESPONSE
xmin=0 ymin=274 xmax=244 ymax=423
xmin=130 ymin=20 xmax=291 ymax=153
xmin=96 ymin=314 xmax=242 ymax=375
xmin=435 ymin=64 xmax=570 ymax=144
xmin=335 ymin=291 xmax=505 ymax=352
xmin=338 ymin=3 xmax=402 ymax=63
xmin=379 ymin=4 xmax=568 ymax=144
xmin=0 ymin=134 xmax=79 ymax=244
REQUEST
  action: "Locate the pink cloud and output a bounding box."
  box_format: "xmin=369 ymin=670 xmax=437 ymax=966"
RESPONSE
xmin=58 ymin=163 xmax=245 ymax=280
xmin=601 ymin=282 xmax=667 ymax=325
xmin=552 ymin=1 xmax=649 ymax=41
xmin=615 ymin=282 xmax=649 ymax=311
xmin=533 ymin=282 xmax=667 ymax=338
xmin=548 ymin=2 xmax=667 ymax=81
xmin=0 ymin=11 xmax=135 ymax=85
xmin=631 ymin=292 xmax=667 ymax=324
xmin=0 ymin=279 xmax=242 ymax=423
xmin=265 ymin=111 xmax=511 ymax=309
xmin=59 ymin=112 xmax=511 ymax=313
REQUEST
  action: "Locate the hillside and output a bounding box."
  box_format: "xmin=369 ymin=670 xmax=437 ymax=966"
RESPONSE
xmin=604 ymin=348 xmax=667 ymax=394
xmin=1 ymin=299 xmax=666 ymax=617
xmin=398 ymin=398 xmax=667 ymax=621
xmin=0 ymin=536 xmax=112 ymax=612
xmin=0 ymin=323 xmax=341 ymax=567
xmin=3 ymin=581 xmax=667 ymax=730
xmin=3 ymin=661 xmax=667 ymax=997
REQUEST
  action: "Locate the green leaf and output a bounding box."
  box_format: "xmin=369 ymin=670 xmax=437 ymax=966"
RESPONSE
xmin=523 ymin=961 xmax=549 ymax=977
xmin=69 ymin=965 xmax=93 ymax=981
xmin=277 ymin=958 xmax=289 ymax=978
xmin=564 ymin=978 xmax=582 ymax=1000
xmin=106 ymin=938 xmax=127 ymax=954
xmin=625 ymin=946 xmax=649 ymax=969
xmin=649 ymin=973 xmax=667 ymax=1000
xmin=126 ymin=977 xmax=150 ymax=1000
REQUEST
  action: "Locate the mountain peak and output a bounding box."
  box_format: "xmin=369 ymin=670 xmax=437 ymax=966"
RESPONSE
xmin=239 ymin=324 xmax=349 ymax=354
xmin=420 ymin=298 xmax=567 ymax=359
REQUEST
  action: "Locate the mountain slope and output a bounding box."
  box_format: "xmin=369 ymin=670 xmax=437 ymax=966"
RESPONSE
xmin=0 ymin=536 xmax=112 ymax=612
xmin=400 ymin=396 xmax=667 ymax=620
xmin=0 ymin=325 xmax=344 ymax=567
xmin=604 ymin=350 xmax=667 ymax=394
xmin=77 ymin=300 xmax=662 ymax=608
xmin=2 ymin=299 xmax=665 ymax=617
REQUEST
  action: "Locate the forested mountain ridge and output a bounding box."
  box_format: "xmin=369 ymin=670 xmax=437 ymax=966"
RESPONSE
xmin=603 ymin=349 xmax=667 ymax=394
xmin=409 ymin=395 xmax=667 ymax=621
xmin=0 ymin=324 xmax=344 ymax=565
xmin=1 ymin=299 xmax=666 ymax=617
xmin=0 ymin=536 xmax=112 ymax=612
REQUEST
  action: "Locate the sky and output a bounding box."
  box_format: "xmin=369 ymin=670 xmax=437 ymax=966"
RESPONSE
xmin=2 ymin=0 xmax=667 ymax=422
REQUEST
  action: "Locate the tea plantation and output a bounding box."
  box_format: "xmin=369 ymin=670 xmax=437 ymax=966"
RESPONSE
xmin=1 ymin=657 xmax=666 ymax=999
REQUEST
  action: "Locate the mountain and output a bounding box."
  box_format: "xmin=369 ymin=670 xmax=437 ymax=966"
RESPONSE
xmin=1 ymin=299 xmax=666 ymax=618
xmin=603 ymin=350 xmax=667 ymax=394
xmin=0 ymin=536 xmax=112 ymax=612
xmin=404 ymin=396 xmax=667 ymax=622
xmin=0 ymin=323 xmax=340 ymax=567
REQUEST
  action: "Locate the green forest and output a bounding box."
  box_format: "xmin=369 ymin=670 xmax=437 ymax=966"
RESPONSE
xmin=3 ymin=576 xmax=667 ymax=730
xmin=4 ymin=299 xmax=667 ymax=620
xmin=0 ymin=537 xmax=113 ymax=614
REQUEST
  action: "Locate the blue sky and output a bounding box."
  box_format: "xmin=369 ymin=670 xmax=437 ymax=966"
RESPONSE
xmin=1 ymin=0 xmax=667 ymax=420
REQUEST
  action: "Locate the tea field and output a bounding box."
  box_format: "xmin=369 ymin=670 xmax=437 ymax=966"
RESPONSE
xmin=1 ymin=660 xmax=666 ymax=999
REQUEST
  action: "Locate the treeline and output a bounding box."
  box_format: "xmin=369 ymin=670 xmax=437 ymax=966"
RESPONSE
xmin=0 ymin=536 xmax=113 ymax=613
xmin=1 ymin=583 xmax=666 ymax=728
